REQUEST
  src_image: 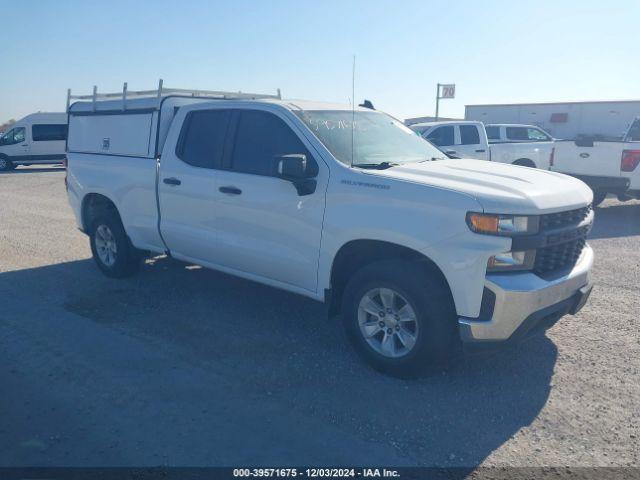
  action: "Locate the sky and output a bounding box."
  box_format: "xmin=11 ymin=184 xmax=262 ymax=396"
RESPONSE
xmin=1 ymin=0 xmax=639 ymax=123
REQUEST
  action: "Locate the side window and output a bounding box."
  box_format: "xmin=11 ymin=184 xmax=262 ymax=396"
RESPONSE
xmin=506 ymin=127 xmax=529 ymax=141
xmin=231 ymin=110 xmax=311 ymax=176
xmin=527 ymin=128 xmax=550 ymax=141
xmin=0 ymin=127 xmax=25 ymax=145
xmin=460 ymin=125 xmax=481 ymax=145
xmin=425 ymin=126 xmax=454 ymax=147
xmin=485 ymin=126 xmax=500 ymax=140
xmin=178 ymin=110 xmax=231 ymax=169
xmin=0 ymin=128 xmax=15 ymax=145
xmin=32 ymin=124 xmax=68 ymax=141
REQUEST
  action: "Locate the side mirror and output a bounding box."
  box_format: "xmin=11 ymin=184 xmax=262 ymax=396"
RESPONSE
xmin=275 ymin=154 xmax=317 ymax=196
xmin=575 ymin=137 xmax=594 ymax=148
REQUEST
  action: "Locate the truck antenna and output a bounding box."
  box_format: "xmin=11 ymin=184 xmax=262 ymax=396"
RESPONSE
xmin=351 ymin=55 xmax=356 ymax=168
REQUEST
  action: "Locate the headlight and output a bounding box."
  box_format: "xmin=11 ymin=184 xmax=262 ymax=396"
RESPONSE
xmin=487 ymin=250 xmax=535 ymax=272
xmin=466 ymin=212 xmax=538 ymax=236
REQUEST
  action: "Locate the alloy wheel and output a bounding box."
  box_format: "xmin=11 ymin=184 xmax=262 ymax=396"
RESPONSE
xmin=357 ymin=287 xmax=419 ymax=358
xmin=94 ymin=224 xmax=117 ymax=267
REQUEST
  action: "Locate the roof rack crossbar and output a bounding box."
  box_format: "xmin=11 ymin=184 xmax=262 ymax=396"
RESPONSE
xmin=66 ymin=79 xmax=282 ymax=112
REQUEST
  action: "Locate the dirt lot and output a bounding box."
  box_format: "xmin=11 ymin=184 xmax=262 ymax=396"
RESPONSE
xmin=0 ymin=166 xmax=638 ymax=467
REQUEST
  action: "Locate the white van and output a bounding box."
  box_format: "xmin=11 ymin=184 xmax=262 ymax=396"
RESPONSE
xmin=0 ymin=113 xmax=67 ymax=171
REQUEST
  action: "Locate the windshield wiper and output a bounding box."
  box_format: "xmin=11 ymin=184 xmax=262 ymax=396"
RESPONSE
xmin=352 ymin=161 xmax=399 ymax=170
xmin=418 ymin=157 xmax=446 ymax=162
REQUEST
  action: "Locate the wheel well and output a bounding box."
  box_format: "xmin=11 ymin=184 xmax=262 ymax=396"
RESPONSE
xmin=328 ymin=240 xmax=451 ymax=315
xmin=512 ymin=158 xmax=536 ymax=168
xmin=81 ymin=193 xmax=120 ymax=232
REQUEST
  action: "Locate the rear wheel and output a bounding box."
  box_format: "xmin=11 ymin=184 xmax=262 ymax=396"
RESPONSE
xmin=89 ymin=214 xmax=141 ymax=278
xmin=512 ymin=158 xmax=536 ymax=168
xmin=341 ymin=260 xmax=456 ymax=376
xmin=0 ymin=156 xmax=15 ymax=171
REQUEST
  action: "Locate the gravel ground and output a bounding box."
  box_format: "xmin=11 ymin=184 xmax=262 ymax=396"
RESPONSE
xmin=0 ymin=166 xmax=638 ymax=467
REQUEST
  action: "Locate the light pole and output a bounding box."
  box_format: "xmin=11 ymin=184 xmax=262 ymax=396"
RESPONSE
xmin=435 ymin=83 xmax=441 ymax=122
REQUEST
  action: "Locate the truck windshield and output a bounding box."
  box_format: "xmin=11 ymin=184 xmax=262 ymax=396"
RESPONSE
xmin=295 ymin=110 xmax=447 ymax=167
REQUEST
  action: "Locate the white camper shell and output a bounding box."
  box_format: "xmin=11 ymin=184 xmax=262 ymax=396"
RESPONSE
xmin=67 ymin=82 xmax=282 ymax=159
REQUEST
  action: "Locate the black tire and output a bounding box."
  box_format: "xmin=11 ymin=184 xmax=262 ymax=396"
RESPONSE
xmin=592 ymin=190 xmax=607 ymax=207
xmin=0 ymin=156 xmax=15 ymax=171
xmin=512 ymin=158 xmax=536 ymax=168
xmin=341 ymin=260 xmax=457 ymax=376
xmin=89 ymin=214 xmax=141 ymax=278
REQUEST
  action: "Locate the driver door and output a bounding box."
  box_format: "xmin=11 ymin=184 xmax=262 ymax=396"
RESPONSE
xmin=212 ymin=108 xmax=328 ymax=293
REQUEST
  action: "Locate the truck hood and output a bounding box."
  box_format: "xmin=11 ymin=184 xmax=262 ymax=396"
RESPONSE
xmin=369 ymin=159 xmax=593 ymax=214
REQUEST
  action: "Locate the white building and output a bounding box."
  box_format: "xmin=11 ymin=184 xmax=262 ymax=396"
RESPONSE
xmin=465 ymin=100 xmax=640 ymax=140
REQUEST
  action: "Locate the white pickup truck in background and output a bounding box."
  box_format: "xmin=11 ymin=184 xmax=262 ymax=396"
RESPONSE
xmin=552 ymin=117 xmax=640 ymax=206
xmin=410 ymin=120 xmax=554 ymax=169
xmin=65 ymin=83 xmax=594 ymax=375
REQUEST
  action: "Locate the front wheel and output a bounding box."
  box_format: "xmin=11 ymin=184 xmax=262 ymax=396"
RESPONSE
xmin=592 ymin=190 xmax=607 ymax=207
xmin=0 ymin=156 xmax=15 ymax=171
xmin=341 ymin=260 xmax=457 ymax=376
xmin=89 ymin=215 xmax=141 ymax=278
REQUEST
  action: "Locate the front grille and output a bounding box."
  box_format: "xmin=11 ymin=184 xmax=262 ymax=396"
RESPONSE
xmin=534 ymin=237 xmax=587 ymax=275
xmin=534 ymin=205 xmax=592 ymax=275
xmin=539 ymin=205 xmax=592 ymax=230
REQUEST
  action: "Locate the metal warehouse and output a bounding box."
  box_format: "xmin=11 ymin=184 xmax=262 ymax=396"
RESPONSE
xmin=465 ymin=100 xmax=640 ymax=140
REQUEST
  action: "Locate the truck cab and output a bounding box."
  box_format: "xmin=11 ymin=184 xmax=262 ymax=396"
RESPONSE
xmin=410 ymin=120 xmax=491 ymax=160
xmin=65 ymin=83 xmax=594 ymax=375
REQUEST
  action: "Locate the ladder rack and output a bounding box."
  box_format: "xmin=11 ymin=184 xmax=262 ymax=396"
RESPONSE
xmin=66 ymin=79 xmax=282 ymax=112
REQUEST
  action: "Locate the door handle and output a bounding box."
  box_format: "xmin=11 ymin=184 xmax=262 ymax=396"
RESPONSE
xmin=475 ymin=149 xmax=486 ymax=153
xmin=219 ymin=186 xmax=242 ymax=195
xmin=445 ymin=150 xmax=457 ymax=154
xmin=163 ymin=177 xmax=181 ymax=186
xmin=21 ymin=144 xmax=28 ymax=147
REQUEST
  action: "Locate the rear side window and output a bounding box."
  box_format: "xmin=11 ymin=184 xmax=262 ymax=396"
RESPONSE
xmin=230 ymin=110 xmax=310 ymax=176
xmin=485 ymin=126 xmax=500 ymax=140
xmin=506 ymin=127 xmax=550 ymax=141
xmin=460 ymin=125 xmax=480 ymax=145
xmin=178 ymin=110 xmax=231 ymax=169
xmin=526 ymin=128 xmax=550 ymax=141
xmin=506 ymin=127 xmax=530 ymax=141
xmin=32 ymin=124 xmax=67 ymax=141
xmin=425 ymin=126 xmax=454 ymax=147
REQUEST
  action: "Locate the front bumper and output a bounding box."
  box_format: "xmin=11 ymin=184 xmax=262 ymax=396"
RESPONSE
xmin=459 ymin=243 xmax=593 ymax=345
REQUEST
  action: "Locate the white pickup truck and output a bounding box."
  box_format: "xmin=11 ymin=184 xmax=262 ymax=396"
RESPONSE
xmin=410 ymin=120 xmax=554 ymax=169
xmin=65 ymin=83 xmax=594 ymax=375
xmin=552 ymin=117 xmax=640 ymax=206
